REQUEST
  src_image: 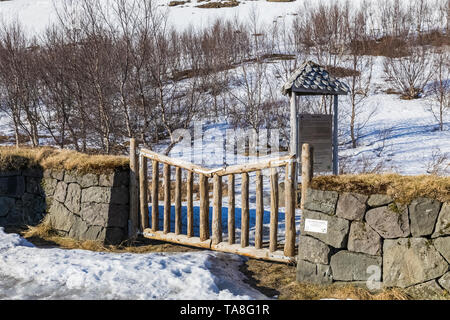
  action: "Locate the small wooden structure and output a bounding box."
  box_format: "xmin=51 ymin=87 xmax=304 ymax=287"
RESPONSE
xmin=281 ymin=61 xmax=349 ymax=176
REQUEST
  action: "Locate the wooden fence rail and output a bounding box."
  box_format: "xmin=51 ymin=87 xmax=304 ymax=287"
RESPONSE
xmin=138 ymin=148 xmax=300 ymax=263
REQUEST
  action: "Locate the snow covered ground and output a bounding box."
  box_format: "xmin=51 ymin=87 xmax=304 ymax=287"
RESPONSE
xmin=0 ymin=0 xmax=448 ymax=300
xmin=0 ymin=227 xmax=268 ymax=299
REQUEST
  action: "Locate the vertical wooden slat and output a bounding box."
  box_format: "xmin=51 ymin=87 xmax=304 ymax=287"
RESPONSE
xmin=139 ymin=155 xmax=149 ymax=231
xmin=174 ymin=167 xmax=182 ymax=235
xmin=129 ymin=138 xmax=139 ymax=238
xmin=284 ymin=161 xmax=297 ymax=257
xmin=212 ymin=175 xmax=222 ymax=245
xmin=301 ymin=143 xmax=313 ymax=212
xmin=199 ymin=174 xmax=209 ymax=241
xmin=228 ymin=174 xmax=235 ymax=244
xmin=255 ymin=170 xmax=263 ymax=249
xmin=269 ymin=167 xmax=279 ymax=252
xmin=186 ymin=170 xmax=194 ymax=237
xmin=151 ymin=160 xmax=159 ymax=232
xmin=241 ymin=172 xmax=249 ymax=248
xmin=163 ymin=163 xmax=171 ymax=234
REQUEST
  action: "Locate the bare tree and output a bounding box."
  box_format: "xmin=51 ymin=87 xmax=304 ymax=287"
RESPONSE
xmin=383 ymin=46 xmax=435 ymax=99
xmin=428 ymin=48 xmax=449 ymax=131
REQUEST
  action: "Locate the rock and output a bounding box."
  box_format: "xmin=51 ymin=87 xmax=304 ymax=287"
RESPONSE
xmin=68 ymin=216 xmax=89 ymax=240
xmin=110 ymin=186 xmax=129 ymax=205
xmin=26 ymin=177 xmax=43 ymax=195
xmin=0 ymin=176 xmax=25 ymax=198
xmin=348 ymin=221 xmax=382 ymax=256
xmin=63 ymin=171 xmax=78 ymax=183
xmin=81 ymin=187 xmax=111 ymax=203
xmin=0 ymin=197 xmax=15 ymax=217
xmin=104 ymin=170 xmax=129 ymax=187
xmin=365 ymin=203 xmax=410 ymax=238
xmin=42 ymin=178 xmax=58 ymax=196
xmin=383 ymin=238 xmax=448 ymax=288
xmin=51 ymin=170 xmax=64 ymax=181
xmin=48 ymin=201 xmax=75 ymax=232
xmin=99 ymin=173 xmax=115 ymax=187
xmin=79 ymin=203 xmax=109 ymax=226
xmin=336 ymin=192 xmax=368 ymax=221
xmin=300 ymin=209 xmax=349 ymax=248
xmin=65 ymin=183 xmax=81 ymax=214
xmin=53 ymin=181 xmax=68 ymax=203
xmin=409 ymin=197 xmax=441 ymax=237
xmin=433 ymin=237 xmax=450 ymax=263
xmin=79 ymin=173 xmax=99 ymax=188
xmin=303 ymin=188 xmax=338 ymax=215
xmin=85 ymin=225 xmax=104 ymax=241
xmin=107 ymin=204 xmax=129 ymax=228
xmin=438 ymin=272 xmax=450 ymax=292
xmin=296 ymin=259 xmax=332 ymax=284
xmin=330 ymin=251 xmax=382 ymax=281
xmin=297 ymin=235 xmax=331 ymax=265
xmin=432 ymin=202 xmax=450 ymax=238
xmin=367 ymin=194 xmax=393 ymax=207
xmin=405 ymin=280 xmax=447 ymax=300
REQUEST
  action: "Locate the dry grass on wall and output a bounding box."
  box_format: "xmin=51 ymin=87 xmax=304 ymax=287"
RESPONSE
xmin=310 ymin=173 xmax=450 ymax=204
xmin=0 ymin=146 xmax=129 ymax=173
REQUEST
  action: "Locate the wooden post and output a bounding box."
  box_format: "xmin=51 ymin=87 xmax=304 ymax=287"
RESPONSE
xmin=228 ymin=174 xmax=235 ymax=244
xmin=139 ymin=154 xmax=149 ymax=231
xmin=269 ymin=167 xmax=279 ymax=252
xmin=333 ymin=94 xmax=339 ymax=175
xmin=186 ymin=170 xmax=194 ymax=237
xmin=199 ymin=174 xmax=209 ymax=241
xmin=284 ymin=161 xmax=296 ymax=257
xmin=255 ymin=170 xmax=263 ymax=249
xmin=212 ymin=175 xmax=222 ymax=245
xmin=163 ymin=163 xmax=171 ymax=234
xmin=129 ymin=138 xmax=139 ymax=238
xmin=174 ymin=167 xmax=182 ymax=235
xmin=241 ymin=172 xmax=249 ymax=248
xmin=301 ymin=143 xmax=313 ymax=212
xmin=290 ymin=92 xmax=299 ymax=181
xmin=151 ymin=160 xmax=159 ymax=232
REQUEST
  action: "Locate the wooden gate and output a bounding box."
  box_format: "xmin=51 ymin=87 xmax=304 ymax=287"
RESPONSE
xmin=137 ymin=148 xmax=298 ymax=263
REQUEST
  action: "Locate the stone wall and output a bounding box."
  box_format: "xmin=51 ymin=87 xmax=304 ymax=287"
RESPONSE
xmin=297 ymin=188 xmax=450 ymax=297
xmin=0 ymin=168 xmax=130 ymax=245
xmin=0 ymin=169 xmax=46 ymax=226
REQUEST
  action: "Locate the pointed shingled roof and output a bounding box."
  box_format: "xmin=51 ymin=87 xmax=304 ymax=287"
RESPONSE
xmin=281 ymin=61 xmax=349 ymax=96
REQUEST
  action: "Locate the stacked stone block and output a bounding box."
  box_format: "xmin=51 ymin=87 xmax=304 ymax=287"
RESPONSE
xmin=297 ymin=188 xmax=450 ymax=298
xmin=43 ymin=169 xmax=130 ymax=244
xmin=0 ymin=167 xmax=130 ymax=245
xmin=0 ymin=169 xmax=46 ymax=227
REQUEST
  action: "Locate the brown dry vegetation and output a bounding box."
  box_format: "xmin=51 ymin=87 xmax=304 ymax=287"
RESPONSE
xmin=309 ymin=173 xmax=450 ymax=205
xmin=0 ymin=146 xmax=129 ymax=173
xmin=197 ymin=1 xmax=239 ymax=9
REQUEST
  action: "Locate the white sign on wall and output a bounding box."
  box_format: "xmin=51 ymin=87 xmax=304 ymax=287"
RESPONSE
xmin=304 ymin=218 xmax=328 ymax=234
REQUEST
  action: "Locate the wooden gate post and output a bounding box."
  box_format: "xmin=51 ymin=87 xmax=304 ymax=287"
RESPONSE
xmin=284 ymin=160 xmax=297 ymax=257
xmin=300 ymin=143 xmax=313 ymax=212
xmin=129 ymin=138 xmax=139 ymax=239
xmin=139 ymin=154 xmax=149 ymax=231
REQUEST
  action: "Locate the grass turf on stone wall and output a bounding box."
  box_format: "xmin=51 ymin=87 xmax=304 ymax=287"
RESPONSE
xmin=310 ymin=174 xmax=450 ymax=205
xmin=0 ymin=147 xmax=129 ymax=173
